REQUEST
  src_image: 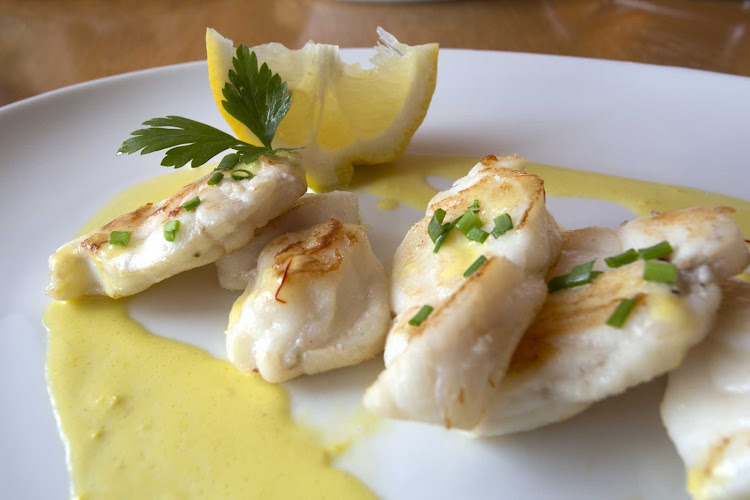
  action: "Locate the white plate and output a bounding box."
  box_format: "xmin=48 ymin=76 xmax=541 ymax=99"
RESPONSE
xmin=1 ymin=49 xmax=749 ymax=499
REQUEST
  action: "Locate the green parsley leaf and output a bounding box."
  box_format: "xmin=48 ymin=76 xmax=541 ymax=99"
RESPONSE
xmin=222 ymin=45 xmax=292 ymax=150
xmin=118 ymin=46 xmax=299 ymax=170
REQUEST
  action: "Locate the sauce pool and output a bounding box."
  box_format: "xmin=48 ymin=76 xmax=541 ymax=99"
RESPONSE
xmin=44 ymin=154 xmax=750 ymax=498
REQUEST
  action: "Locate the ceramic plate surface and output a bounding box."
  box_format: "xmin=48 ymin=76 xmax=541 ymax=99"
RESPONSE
xmin=1 ymin=48 xmax=749 ymax=499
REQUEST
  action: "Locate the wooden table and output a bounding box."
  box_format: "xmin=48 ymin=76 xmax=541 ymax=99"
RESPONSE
xmin=1 ymin=0 xmax=749 ymax=107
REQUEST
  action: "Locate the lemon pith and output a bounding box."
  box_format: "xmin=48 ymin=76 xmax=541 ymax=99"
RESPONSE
xmin=205 ymin=27 xmax=438 ymax=191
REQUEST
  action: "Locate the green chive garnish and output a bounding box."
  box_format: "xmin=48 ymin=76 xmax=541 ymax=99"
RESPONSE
xmin=643 ymin=260 xmax=677 ymax=284
xmin=491 ymin=213 xmax=513 ymax=238
xmin=230 ymin=169 xmax=253 ymax=181
xmin=428 ymin=208 xmax=447 ymax=243
xmin=548 ymin=260 xmax=601 ymax=292
xmin=109 ymin=230 xmax=131 ymax=246
xmin=163 ymin=220 xmax=181 ymax=242
xmin=207 ymin=171 xmax=224 ymax=186
xmin=466 ymin=227 xmax=489 ymax=243
xmin=638 ymin=241 xmax=673 ymax=261
xmin=433 ymin=219 xmax=459 ymax=253
xmin=469 ymin=199 xmax=480 ymax=213
xmin=409 ymin=305 xmax=434 ymax=327
xmin=606 ymin=297 xmax=638 ymax=328
xmin=605 ymin=248 xmax=638 ymax=268
xmin=455 ymin=210 xmax=482 ymax=236
xmin=463 ymin=255 xmax=488 ymax=277
xmin=182 ymin=196 xmax=201 ymax=211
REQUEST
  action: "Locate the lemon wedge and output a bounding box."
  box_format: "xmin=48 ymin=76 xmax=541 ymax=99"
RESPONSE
xmin=206 ymin=27 xmax=438 ymax=191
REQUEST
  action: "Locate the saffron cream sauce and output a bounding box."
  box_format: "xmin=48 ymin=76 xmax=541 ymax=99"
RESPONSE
xmin=44 ymin=154 xmax=750 ymax=498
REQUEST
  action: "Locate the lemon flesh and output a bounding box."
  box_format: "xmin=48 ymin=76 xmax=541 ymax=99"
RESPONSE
xmin=206 ymin=27 xmax=438 ymax=191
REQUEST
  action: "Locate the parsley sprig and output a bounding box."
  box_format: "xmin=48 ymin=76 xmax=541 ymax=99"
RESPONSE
xmin=117 ymin=45 xmax=297 ymax=169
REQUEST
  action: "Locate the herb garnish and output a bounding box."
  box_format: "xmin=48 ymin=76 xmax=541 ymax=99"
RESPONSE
xmin=163 ymin=220 xmax=181 ymax=242
xmin=182 ymin=196 xmax=201 ymax=211
xmin=463 ymin=255 xmax=488 ymax=277
xmin=605 ymin=248 xmax=638 ymax=268
xmin=491 ymin=213 xmax=513 ymax=238
xmin=638 ymin=241 xmax=673 ymax=261
xmin=109 ymin=230 xmax=132 ymax=246
xmin=409 ymin=305 xmax=434 ymax=327
xmin=606 ymin=297 xmax=638 ymax=328
xmin=643 ymin=260 xmax=677 ymax=284
xmin=117 ymin=45 xmax=297 ymax=169
xmin=548 ymin=260 xmax=602 ymax=292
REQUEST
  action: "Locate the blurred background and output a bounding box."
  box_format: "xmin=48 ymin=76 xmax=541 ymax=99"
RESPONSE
xmin=1 ymin=0 xmax=749 ymax=107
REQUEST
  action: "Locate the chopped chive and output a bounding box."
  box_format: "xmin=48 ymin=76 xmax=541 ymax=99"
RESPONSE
xmin=409 ymin=305 xmax=434 ymax=327
xmin=182 ymin=196 xmax=201 ymax=211
xmin=207 ymin=171 xmax=224 ymax=186
xmin=548 ymin=260 xmax=601 ymax=292
xmin=491 ymin=213 xmax=513 ymax=238
xmin=163 ymin=220 xmax=181 ymax=242
xmin=230 ymin=169 xmax=253 ymax=181
xmin=217 ymin=152 xmax=240 ymax=171
xmin=606 ymin=297 xmax=638 ymax=328
xmin=469 ymin=199 xmax=480 ymax=213
xmin=455 ymin=210 xmax=482 ymax=236
xmin=466 ymin=227 xmax=489 ymax=243
xmin=433 ymin=219 xmax=459 ymax=253
xmin=109 ymin=230 xmax=131 ymax=246
xmin=605 ymin=248 xmax=638 ymax=268
xmin=643 ymin=260 xmax=677 ymax=284
xmin=638 ymin=241 xmax=673 ymax=261
xmin=463 ymin=255 xmax=488 ymax=277
xmin=428 ymin=208 xmax=447 ymax=243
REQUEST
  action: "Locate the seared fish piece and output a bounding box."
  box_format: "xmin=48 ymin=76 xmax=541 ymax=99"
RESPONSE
xmin=215 ymin=191 xmax=360 ymax=291
xmin=226 ymin=219 xmax=390 ymax=383
xmin=363 ymin=155 xmax=561 ymax=429
xmin=472 ymin=207 xmax=750 ymax=436
xmin=662 ymin=279 xmax=750 ymax=500
xmin=47 ymin=154 xmax=307 ymax=300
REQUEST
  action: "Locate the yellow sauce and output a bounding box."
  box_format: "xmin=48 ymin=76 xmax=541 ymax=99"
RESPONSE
xmin=44 ymin=164 xmax=376 ymax=500
xmin=351 ymin=154 xmax=750 ymax=225
xmin=351 ymin=154 xmax=750 ymax=280
xmin=44 ymin=299 xmax=375 ymax=500
xmin=44 ymin=153 xmax=750 ymax=498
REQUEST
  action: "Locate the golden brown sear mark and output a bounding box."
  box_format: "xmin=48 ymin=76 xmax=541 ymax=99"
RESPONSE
xmin=509 ymin=264 xmax=648 ymax=376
